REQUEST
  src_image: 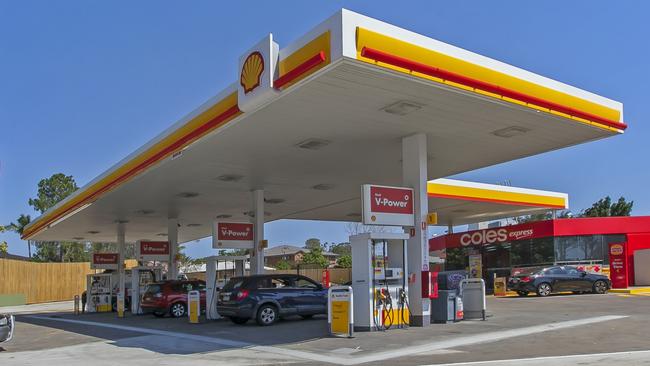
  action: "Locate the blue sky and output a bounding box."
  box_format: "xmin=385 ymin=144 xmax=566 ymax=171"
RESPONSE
xmin=1 ymin=1 xmax=648 ymax=259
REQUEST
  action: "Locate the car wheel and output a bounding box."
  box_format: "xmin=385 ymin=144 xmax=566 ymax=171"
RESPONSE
xmin=170 ymin=302 xmax=187 ymax=318
xmin=516 ymin=291 xmax=528 ymax=297
xmin=153 ymin=311 xmax=165 ymax=318
xmin=229 ymin=317 xmax=249 ymax=325
xmin=593 ymin=280 xmax=609 ymax=294
xmin=256 ymin=304 xmax=278 ymax=326
xmin=300 ymin=314 xmax=314 ymax=319
xmin=537 ymin=283 xmax=552 ymax=297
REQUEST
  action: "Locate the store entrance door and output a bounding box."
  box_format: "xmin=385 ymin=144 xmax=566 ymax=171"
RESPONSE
xmin=482 ymin=244 xmax=511 ymax=291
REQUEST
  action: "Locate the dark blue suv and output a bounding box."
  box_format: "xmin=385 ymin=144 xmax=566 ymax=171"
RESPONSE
xmin=217 ymin=274 xmax=327 ymax=326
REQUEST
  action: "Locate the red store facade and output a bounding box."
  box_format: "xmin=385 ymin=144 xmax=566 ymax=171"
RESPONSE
xmin=429 ymin=216 xmax=650 ymax=288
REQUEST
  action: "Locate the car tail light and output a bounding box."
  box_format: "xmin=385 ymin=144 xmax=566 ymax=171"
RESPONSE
xmin=520 ymin=276 xmax=532 ymax=282
xmin=235 ymin=289 xmax=249 ymax=301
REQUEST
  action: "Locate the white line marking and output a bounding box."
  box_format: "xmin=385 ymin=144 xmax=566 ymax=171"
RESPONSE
xmin=417 ymin=349 xmax=650 ymax=366
xmin=27 ymin=314 xmax=628 ymax=365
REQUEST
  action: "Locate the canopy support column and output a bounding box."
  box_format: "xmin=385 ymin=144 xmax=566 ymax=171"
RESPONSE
xmin=117 ymin=222 xmax=126 ymax=317
xmin=402 ymin=133 xmax=431 ymax=327
xmin=168 ymin=218 xmax=179 ymax=279
xmin=252 ymin=189 xmax=265 ymax=275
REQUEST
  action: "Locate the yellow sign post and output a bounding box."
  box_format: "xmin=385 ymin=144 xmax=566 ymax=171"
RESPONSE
xmin=188 ymin=290 xmax=200 ymax=324
xmin=427 ymin=212 xmax=438 ymax=225
xmin=494 ymin=277 xmax=507 ymax=297
xmin=328 ymin=286 xmax=353 ymax=338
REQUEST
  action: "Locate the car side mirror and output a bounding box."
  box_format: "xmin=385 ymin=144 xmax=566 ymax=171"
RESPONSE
xmin=581 ymin=272 xmax=587 ymax=277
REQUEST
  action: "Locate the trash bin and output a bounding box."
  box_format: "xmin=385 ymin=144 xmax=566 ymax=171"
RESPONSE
xmin=431 ymin=290 xmax=461 ymax=323
xmin=430 ymin=270 xmax=467 ymax=324
xmin=459 ymin=278 xmax=486 ymax=320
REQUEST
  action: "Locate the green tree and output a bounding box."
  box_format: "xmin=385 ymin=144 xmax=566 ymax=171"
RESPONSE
xmin=0 ymin=241 xmax=8 ymax=258
xmin=329 ymin=242 xmax=351 ymax=256
xmin=516 ymin=210 xmax=572 ymax=223
xmin=336 ymin=254 xmax=352 ymax=268
xmin=28 ymin=173 xmax=79 ymax=214
xmin=4 ymin=214 xmax=32 ymax=257
xmin=304 ymin=238 xmax=322 ymax=250
xmin=582 ymin=196 xmax=633 ymax=217
xmin=274 ymin=259 xmax=292 ymax=270
xmin=27 ymin=173 xmax=85 ymax=262
xmin=301 ymin=246 xmax=329 ymax=268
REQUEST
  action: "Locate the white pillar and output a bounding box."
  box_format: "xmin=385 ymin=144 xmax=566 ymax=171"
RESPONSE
xmin=168 ymin=218 xmax=179 ymax=279
xmin=205 ymin=259 xmax=219 ymax=319
xmin=252 ymin=189 xmax=265 ymax=275
xmin=402 ymin=133 xmax=430 ymax=326
xmin=117 ymin=222 xmax=126 ymax=316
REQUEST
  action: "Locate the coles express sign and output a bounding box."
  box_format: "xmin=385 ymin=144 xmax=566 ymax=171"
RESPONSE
xmin=362 ymin=184 xmax=415 ymax=226
xmin=459 ymin=227 xmax=534 ymax=247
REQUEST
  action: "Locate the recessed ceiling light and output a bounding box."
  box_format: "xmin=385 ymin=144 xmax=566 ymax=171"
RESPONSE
xmin=382 ymin=101 xmax=424 ymax=116
xmin=177 ymin=192 xmax=200 ymax=198
xmin=491 ymin=126 xmax=530 ymax=138
xmin=87 ymin=230 xmax=100 ymax=234
xmin=186 ymin=223 xmax=202 ymax=227
xmin=134 ymin=209 xmax=155 ymax=215
xmin=295 ymin=138 xmax=331 ymax=150
xmin=264 ymin=198 xmax=285 ymax=204
xmin=216 ymin=174 xmax=244 ymax=182
xmin=216 ymin=214 xmax=232 ymax=219
xmin=244 ymin=211 xmax=271 ymax=218
xmin=156 ymin=233 xmax=168 ymax=237
xmin=312 ymin=183 xmax=335 ymax=191
xmin=72 ymin=237 xmax=85 ymax=241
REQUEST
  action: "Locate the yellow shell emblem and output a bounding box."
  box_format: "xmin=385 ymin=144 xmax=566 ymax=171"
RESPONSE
xmin=240 ymin=51 xmax=265 ymax=94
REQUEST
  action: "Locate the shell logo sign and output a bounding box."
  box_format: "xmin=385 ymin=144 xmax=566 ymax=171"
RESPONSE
xmin=610 ymin=243 xmax=624 ymax=256
xmin=240 ymin=51 xmax=264 ymax=94
xmin=237 ymin=34 xmax=279 ymax=113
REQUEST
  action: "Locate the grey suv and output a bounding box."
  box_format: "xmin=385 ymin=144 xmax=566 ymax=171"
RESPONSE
xmin=217 ymin=274 xmax=327 ymax=326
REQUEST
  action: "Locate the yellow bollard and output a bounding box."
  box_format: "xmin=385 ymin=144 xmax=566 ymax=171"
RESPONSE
xmin=188 ymin=290 xmax=200 ymax=324
xmin=117 ymin=293 xmax=125 ymax=318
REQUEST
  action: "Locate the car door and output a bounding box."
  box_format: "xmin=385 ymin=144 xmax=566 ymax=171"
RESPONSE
xmin=258 ymin=276 xmax=298 ymax=315
xmin=544 ymin=267 xmax=568 ymax=291
xmin=565 ymin=267 xmax=592 ymax=291
xmin=291 ymin=276 xmax=326 ymax=314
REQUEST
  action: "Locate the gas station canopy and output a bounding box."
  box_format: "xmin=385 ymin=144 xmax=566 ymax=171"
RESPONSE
xmin=427 ymin=178 xmax=568 ymax=226
xmin=23 ymin=9 xmax=624 ymax=244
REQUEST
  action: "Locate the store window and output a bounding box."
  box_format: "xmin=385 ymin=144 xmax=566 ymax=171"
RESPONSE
xmin=554 ymin=235 xmax=617 ymax=264
xmin=445 ymin=247 xmax=468 ymax=270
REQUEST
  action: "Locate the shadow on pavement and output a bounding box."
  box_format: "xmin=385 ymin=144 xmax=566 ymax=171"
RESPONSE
xmin=16 ymin=311 xmax=330 ymax=355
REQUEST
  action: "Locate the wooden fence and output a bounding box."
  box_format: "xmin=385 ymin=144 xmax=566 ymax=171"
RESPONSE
xmin=0 ymin=258 xmax=138 ymax=305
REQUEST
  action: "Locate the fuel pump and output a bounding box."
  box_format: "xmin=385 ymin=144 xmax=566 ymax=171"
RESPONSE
xmin=130 ymin=266 xmax=164 ymax=314
xmin=86 ymin=273 xmax=113 ymax=313
xmin=351 ymin=232 xmax=409 ymax=331
xmin=205 ymin=255 xmax=249 ymax=320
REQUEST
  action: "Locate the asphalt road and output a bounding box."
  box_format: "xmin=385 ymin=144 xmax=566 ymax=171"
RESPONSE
xmin=1 ymin=293 xmax=649 ymax=365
